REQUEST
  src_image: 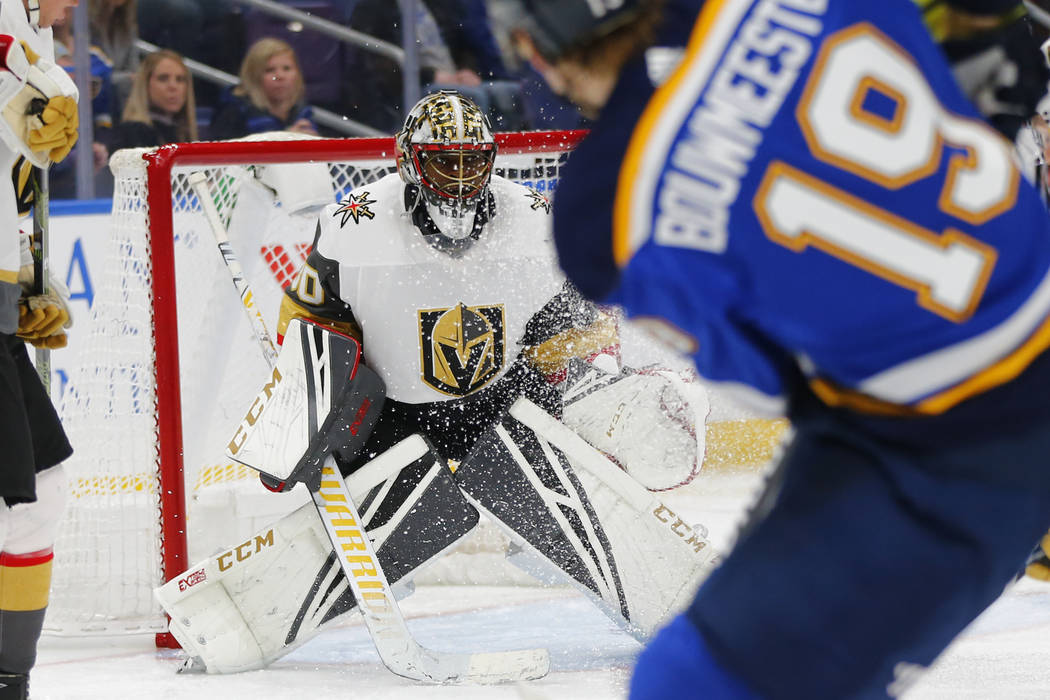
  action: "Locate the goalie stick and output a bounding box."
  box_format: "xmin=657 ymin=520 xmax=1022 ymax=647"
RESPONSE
xmin=188 ymin=171 xmax=279 ymax=367
xmin=191 ymin=172 xmax=550 ymax=683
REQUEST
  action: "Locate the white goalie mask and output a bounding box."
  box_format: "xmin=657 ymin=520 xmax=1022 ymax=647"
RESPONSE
xmin=396 ymin=91 xmax=497 ymax=248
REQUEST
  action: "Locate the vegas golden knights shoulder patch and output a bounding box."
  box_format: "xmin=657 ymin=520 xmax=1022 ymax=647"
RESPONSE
xmin=419 ymin=302 xmax=505 ymax=396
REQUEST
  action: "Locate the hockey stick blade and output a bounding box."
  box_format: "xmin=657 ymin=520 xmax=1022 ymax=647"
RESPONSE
xmin=313 ymin=454 xmax=550 ymax=683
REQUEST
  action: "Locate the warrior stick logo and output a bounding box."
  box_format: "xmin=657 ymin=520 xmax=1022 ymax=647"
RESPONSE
xmin=316 ymin=463 xmax=401 ymax=641
xmin=418 ymin=302 xmax=505 ymax=396
xmin=334 ymin=192 xmax=377 ymax=226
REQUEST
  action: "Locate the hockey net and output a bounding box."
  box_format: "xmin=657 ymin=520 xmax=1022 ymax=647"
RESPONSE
xmin=44 ymin=131 xmax=587 ymax=643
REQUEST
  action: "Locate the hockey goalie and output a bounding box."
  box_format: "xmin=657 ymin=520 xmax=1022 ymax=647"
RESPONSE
xmin=155 ymin=91 xmax=718 ymax=678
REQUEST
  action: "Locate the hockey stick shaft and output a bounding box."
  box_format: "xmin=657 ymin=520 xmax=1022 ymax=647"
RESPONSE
xmin=188 ymin=171 xmax=279 ymax=367
xmin=192 ymin=172 xmax=548 ymax=683
xmin=31 ymin=166 xmax=50 ymax=394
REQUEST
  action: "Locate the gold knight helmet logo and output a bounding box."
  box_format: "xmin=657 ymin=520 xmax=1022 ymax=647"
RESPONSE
xmin=419 ymin=303 xmax=505 ymax=396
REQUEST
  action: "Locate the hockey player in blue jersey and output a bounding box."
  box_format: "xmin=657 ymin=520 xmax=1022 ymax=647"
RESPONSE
xmin=502 ymin=0 xmax=1050 ymax=697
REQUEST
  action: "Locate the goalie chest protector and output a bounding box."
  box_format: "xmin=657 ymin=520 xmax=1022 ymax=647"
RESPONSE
xmin=314 ymin=173 xmax=564 ymax=404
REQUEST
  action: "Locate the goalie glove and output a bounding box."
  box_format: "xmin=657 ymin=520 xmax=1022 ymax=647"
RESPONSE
xmin=0 ymin=36 xmax=78 ymax=167
xmin=15 ymin=232 xmax=72 ymax=348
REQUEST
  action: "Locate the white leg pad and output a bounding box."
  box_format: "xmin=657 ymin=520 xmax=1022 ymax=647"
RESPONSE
xmin=156 ymin=435 xmax=479 ymax=674
xmin=456 ymin=398 xmax=720 ymax=640
xmin=156 ymin=503 xmax=335 ymax=673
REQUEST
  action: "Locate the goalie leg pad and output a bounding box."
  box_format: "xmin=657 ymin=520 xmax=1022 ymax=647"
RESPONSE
xmin=454 ymin=398 xmax=720 ymax=640
xmin=157 ymin=435 xmax=479 ymax=673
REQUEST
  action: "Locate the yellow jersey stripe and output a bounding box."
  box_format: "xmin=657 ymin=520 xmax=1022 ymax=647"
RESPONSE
xmin=810 ymin=308 xmax=1050 ymax=416
xmin=916 ymin=310 xmax=1050 ymax=413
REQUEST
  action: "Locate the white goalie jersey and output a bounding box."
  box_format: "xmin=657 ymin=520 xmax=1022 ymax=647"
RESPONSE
xmin=284 ymin=172 xmax=565 ymax=404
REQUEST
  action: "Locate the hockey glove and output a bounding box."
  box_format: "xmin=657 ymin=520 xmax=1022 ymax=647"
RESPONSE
xmin=17 ymin=297 xmax=69 ymax=347
xmin=0 ymin=36 xmax=79 ymax=167
xmin=26 ymin=93 xmax=78 ymax=163
xmin=15 ymin=233 xmax=72 ymax=348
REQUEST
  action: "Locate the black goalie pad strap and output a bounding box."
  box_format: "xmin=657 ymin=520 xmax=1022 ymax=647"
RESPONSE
xmin=454 ymin=409 xmax=631 ymax=622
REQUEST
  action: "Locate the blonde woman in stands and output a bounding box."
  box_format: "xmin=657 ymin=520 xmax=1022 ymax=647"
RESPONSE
xmin=111 ymin=49 xmax=198 ymax=150
xmin=210 ymin=37 xmax=318 ymax=141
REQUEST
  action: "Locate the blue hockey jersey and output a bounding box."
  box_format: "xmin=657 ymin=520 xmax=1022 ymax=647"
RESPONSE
xmin=555 ymin=0 xmax=1050 ymax=420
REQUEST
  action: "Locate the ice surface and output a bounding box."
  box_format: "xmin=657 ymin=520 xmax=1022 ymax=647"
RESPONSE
xmin=31 ymin=470 xmax=1050 ymax=699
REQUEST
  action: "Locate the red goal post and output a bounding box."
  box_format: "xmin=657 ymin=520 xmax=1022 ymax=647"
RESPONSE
xmin=46 ymin=130 xmax=587 ymax=645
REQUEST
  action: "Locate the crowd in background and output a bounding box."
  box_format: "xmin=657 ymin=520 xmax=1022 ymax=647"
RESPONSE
xmin=53 ymin=0 xmax=585 ymax=197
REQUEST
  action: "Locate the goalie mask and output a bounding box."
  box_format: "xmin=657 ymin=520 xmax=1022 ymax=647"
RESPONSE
xmin=396 ymin=91 xmax=497 ymax=254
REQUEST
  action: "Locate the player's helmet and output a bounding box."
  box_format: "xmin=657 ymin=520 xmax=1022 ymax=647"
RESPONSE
xmin=503 ymin=0 xmax=646 ymax=61
xmin=395 ymin=90 xmax=497 ymax=212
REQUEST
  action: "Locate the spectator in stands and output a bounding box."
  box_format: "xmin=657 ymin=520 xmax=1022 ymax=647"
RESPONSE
xmin=209 ymin=37 xmax=318 ymax=141
xmin=346 ymin=0 xmax=495 ymax=132
xmin=426 ymin=0 xmax=511 ymax=82
xmin=110 ymin=49 xmax=198 ymax=151
xmin=136 ymin=0 xmax=240 ymax=73
xmin=53 ymin=6 xmax=116 ymax=140
xmin=51 ymin=5 xmax=116 ymax=197
xmin=89 ymin=0 xmax=138 ymax=104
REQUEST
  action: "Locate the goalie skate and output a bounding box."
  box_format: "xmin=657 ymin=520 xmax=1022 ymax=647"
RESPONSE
xmin=455 ymin=397 xmax=720 ymax=640
xmin=156 ymin=435 xmax=479 ymax=674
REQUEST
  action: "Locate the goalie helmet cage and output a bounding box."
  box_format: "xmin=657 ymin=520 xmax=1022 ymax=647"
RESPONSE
xmin=47 ymin=130 xmax=586 ymax=647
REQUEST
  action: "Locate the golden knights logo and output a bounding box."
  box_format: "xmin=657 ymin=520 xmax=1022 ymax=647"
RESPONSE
xmin=418 ymin=303 xmax=505 ymax=396
xmin=525 ymin=188 xmax=552 ymax=214
xmin=334 ymin=192 xmax=377 ymax=226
